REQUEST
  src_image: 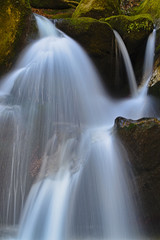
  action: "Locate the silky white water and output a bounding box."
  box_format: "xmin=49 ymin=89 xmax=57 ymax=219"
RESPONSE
xmin=113 ymin=30 xmax=138 ymax=96
xmin=0 ymin=14 xmax=158 ymax=240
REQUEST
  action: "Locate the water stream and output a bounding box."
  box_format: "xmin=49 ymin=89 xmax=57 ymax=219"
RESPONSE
xmin=0 ymin=14 xmax=158 ymax=240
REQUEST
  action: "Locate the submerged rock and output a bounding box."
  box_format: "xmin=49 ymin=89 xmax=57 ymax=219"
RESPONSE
xmin=114 ymin=117 xmax=160 ymax=234
xmin=0 ymin=0 xmax=31 ymax=75
xmin=72 ymin=0 xmax=120 ymax=19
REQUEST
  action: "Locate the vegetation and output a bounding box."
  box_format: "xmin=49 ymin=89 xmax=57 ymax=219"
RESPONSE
xmin=133 ymin=0 xmax=160 ymax=22
xmin=72 ymin=0 xmax=120 ymax=19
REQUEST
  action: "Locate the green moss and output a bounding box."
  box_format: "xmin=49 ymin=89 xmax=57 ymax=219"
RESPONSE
xmin=104 ymin=14 xmax=153 ymax=53
xmin=56 ymin=17 xmax=113 ymax=56
xmin=72 ymin=0 xmax=120 ymax=19
xmin=133 ymin=0 xmax=160 ymax=22
xmin=0 ymin=0 xmax=31 ymax=73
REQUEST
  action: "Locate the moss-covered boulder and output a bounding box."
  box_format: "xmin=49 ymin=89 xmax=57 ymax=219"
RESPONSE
xmin=0 ymin=0 xmax=31 ymax=75
xmin=56 ymin=17 xmax=118 ymax=92
xmin=56 ymin=17 xmax=113 ymax=57
xmin=72 ymin=0 xmax=120 ymax=20
xmin=105 ymin=14 xmax=153 ymax=54
xmin=104 ymin=14 xmax=153 ymax=87
xmin=115 ymin=117 xmax=160 ymax=234
xmin=29 ymin=0 xmax=70 ymax=9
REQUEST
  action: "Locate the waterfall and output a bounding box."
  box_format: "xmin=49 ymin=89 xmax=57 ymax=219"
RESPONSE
xmin=140 ymin=29 xmax=156 ymax=95
xmin=113 ymin=30 xmax=138 ymax=96
xmin=0 ymin=14 xmax=157 ymax=240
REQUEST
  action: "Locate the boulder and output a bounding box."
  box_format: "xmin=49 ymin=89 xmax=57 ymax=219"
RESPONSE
xmin=72 ymin=0 xmax=120 ymax=20
xmin=114 ymin=117 xmax=160 ymax=234
xmin=105 ymin=14 xmax=153 ymax=55
xmin=105 ymin=14 xmax=153 ymax=87
xmin=0 ymin=0 xmax=31 ymax=75
xmin=56 ymin=17 xmax=119 ymax=93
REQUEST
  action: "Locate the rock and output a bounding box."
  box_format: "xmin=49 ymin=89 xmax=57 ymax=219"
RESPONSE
xmin=72 ymin=0 xmax=120 ymax=20
xmin=114 ymin=117 xmax=160 ymax=234
xmin=29 ymin=0 xmax=70 ymax=9
xmin=105 ymin=14 xmax=153 ymax=87
xmin=32 ymin=8 xmax=75 ymax=19
xmin=105 ymin=14 xmax=153 ymax=55
xmin=0 ymin=0 xmax=31 ymax=75
xmin=148 ymin=58 xmax=160 ymax=98
xmin=56 ymin=17 xmax=119 ymax=93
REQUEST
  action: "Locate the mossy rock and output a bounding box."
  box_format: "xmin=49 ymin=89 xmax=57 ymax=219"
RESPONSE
xmin=133 ymin=0 xmax=160 ymax=23
xmin=72 ymin=0 xmax=120 ymax=20
xmin=115 ymin=116 xmax=160 ymax=234
xmin=56 ymin=17 xmax=119 ymax=93
xmin=29 ymin=0 xmax=70 ymax=9
xmin=56 ymin=17 xmax=113 ymax=56
xmin=0 ymin=0 xmax=31 ymax=75
xmin=105 ymin=14 xmax=153 ymax=54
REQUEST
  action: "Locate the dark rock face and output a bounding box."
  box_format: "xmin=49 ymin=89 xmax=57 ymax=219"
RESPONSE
xmin=29 ymin=0 xmax=70 ymax=9
xmin=114 ymin=117 xmax=160 ymax=235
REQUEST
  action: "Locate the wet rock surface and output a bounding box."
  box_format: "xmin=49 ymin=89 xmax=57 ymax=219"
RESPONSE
xmin=114 ymin=117 xmax=160 ymax=234
xmin=56 ymin=17 xmax=119 ymax=94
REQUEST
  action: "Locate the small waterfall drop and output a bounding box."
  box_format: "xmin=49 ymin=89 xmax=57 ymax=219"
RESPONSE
xmin=140 ymin=29 xmax=156 ymax=95
xmin=113 ymin=30 xmax=138 ymax=96
xmin=0 ymin=14 xmax=158 ymax=240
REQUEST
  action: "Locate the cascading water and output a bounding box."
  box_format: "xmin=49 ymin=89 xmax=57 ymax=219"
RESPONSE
xmin=113 ymin=30 xmax=138 ymax=96
xmin=0 ymin=14 xmax=158 ymax=240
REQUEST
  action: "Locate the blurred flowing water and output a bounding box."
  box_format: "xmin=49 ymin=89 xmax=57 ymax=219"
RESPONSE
xmin=0 ymin=14 xmax=157 ymax=240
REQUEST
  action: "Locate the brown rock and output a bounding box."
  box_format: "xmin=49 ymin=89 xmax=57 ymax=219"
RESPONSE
xmin=114 ymin=117 xmax=160 ymax=234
